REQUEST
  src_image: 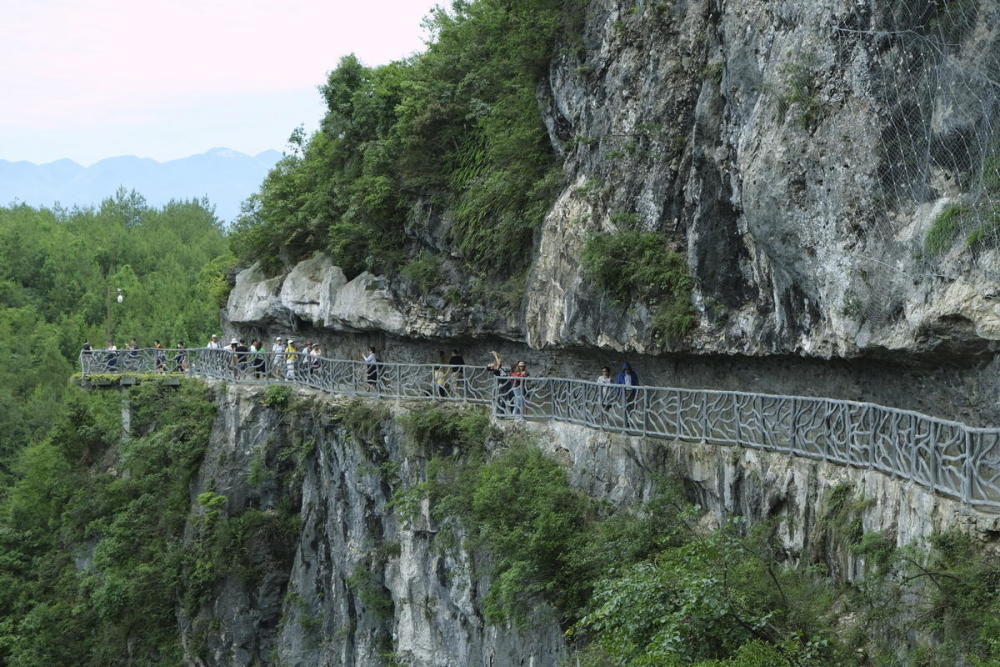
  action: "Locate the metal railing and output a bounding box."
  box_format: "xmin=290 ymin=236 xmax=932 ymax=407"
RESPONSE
xmin=80 ymin=348 xmax=1000 ymax=511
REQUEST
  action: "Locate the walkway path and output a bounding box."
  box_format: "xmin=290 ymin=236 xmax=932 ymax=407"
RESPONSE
xmin=80 ymin=347 xmax=1000 ymax=511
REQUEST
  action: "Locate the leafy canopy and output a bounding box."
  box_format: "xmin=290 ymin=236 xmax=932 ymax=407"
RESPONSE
xmin=231 ymin=0 xmax=577 ymax=284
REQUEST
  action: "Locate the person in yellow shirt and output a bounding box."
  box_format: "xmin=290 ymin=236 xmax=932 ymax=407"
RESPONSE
xmin=285 ymin=339 xmax=298 ymax=380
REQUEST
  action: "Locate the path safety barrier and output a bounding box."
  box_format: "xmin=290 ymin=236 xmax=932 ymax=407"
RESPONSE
xmin=80 ymin=347 xmax=1000 ymax=511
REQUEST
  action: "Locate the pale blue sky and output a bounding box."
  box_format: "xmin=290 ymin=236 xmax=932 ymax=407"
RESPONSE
xmin=1 ymin=0 xmax=441 ymax=165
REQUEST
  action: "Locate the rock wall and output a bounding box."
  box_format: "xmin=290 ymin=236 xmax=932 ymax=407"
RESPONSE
xmin=181 ymin=384 xmax=998 ymax=665
xmin=183 ymin=384 xmax=568 ymax=667
xmin=528 ymin=0 xmax=1000 ymax=359
xmin=225 ymin=0 xmax=1000 ymax=426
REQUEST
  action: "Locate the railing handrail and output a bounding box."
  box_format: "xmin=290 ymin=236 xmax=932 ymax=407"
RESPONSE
xmin=78 ymin=347 xmax=1000 ymax=511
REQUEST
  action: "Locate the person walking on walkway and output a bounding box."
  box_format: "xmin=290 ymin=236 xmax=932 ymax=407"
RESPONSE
xmin=486 ymin=351 xmax=510 ymax=414
xmin=174 ymin=342 xmax=188 ymax=373
xmin=271 ymin=337 xmax=285 ymax=378
xmin=125 ymin=338 xmax=139 ymax=371
xmin=105 ymin=340 xmax=118 ymax=372
xmin=616 ymin=362 xmax=639 ymax=428
xmin=449 ymin=348 xmax=466 ymax=397
xmin=153 ymin=340 xmax=165 ymax=372
xmin=434 ymin=350 xmax=451 ymax=397
xmin=251 ymin=340 xmax=266 ymax=378
xmin=597 ymin=366 xmax=613 ymax=419
xmin=510 ymin=361 xmax=529 ymax=418
xmin=229 ymin=339 xmax=241 ymax=379
xmin=285 ymin=339 xmax=298 ymax=380
xmin=207 ymin=334 xmax=221 ymax=350
xmin=81 ymin=339 xmax=93 ymax=373
xmin=308 ymin=342 xmax=321 ymax=382
xmin=363 ymin=346 xmax=379 ymax=392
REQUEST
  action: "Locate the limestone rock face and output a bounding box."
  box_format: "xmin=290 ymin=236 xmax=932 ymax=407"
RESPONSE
xmin=228 ymin=258 xmax=409 ymax=335
xmin=226 ymin=264 xmax=287 ymax=328
xmin=526 ymin=0 xmax=1000 ymax=358
xmin=181 ymin=387 xmax=999 ymax=665
xmin=227 ymin=0 xmax=1000 ymax=365
xmin=182 ymin=385 xmax=569 ymax=667
xmin=278 ymin=254 xmax=346 ymax=327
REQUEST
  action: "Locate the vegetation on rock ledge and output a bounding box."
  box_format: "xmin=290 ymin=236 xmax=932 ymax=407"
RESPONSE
xmin=581 ymin=230 xmax=697 ymax=343
xmin=230 ymin=0 xmax=579 ymax=288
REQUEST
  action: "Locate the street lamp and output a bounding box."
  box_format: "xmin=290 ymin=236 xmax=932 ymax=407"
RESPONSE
xmin=106 ymin=287 xmax=124 ymax=338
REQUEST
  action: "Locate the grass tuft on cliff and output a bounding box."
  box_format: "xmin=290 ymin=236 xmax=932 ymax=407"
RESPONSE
xmin=581 ymin=230 xmax=697 ymax=343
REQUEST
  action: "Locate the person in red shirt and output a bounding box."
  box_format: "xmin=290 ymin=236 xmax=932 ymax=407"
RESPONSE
xmin=510 ymin=361 xmax=529 ymax=417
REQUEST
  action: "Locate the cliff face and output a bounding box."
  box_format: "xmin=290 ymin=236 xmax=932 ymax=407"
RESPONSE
xmin=184 ymin=385 xmax=569 ymax=666
xmin=528 ymin=0 xmax=1000 ymax=359
xmin=207 ymin=4 xmax=1000 ymax=661
xmin=229 ymin=0 xmax=1000 ymax=367
xmin=183 ymin=385 xmax=999 ymax=666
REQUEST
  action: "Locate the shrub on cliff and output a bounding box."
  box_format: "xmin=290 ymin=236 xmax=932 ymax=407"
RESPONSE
xmin=230 ymin=0 xmax=579 ymax=283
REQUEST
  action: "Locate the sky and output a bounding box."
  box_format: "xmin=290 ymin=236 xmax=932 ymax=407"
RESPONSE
xmin=0 ymin=0 xmax=442 ymax=166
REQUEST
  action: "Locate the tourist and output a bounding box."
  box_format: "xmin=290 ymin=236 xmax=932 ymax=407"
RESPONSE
xmin=206 ymin=334 xmax=221 ymax=350
xmin=105 ymin=339 xmax=118 ymax=372
xmin=449 ymin=348 xmax=466 ymax=396
xmin=486 ymin=351 xmax=511 ymax=414
xmin=271 ymin=336 xmax=285 ymax=378
xmin=81 ymin=339 xmax=93 ymax=372
xmin=616 ymin=362 xmax=639 ymax=426
xmin=434 ymin=350 xmax=451 ymax=398
xmin=363 ymin=346 xmax=379 ymax=391
xmin=285 ymin=339 xmax=298 ymax=380
xmin=125 ymin=337 xmax=139 ymax=371
xmin=309 ymin=343 xmax=321 ymax=380
xmin=236 ymin=339 xmax=249 ymax=376
xmin=250 ymin=340 xmax=266 ymax=378
xmin=153 ymin=340 xmax=166 ymax=372
xmin=229 ymin=339 xmax=241 ymax=378
xmin=597 ymin=366 xmax=613 ymax=414
xmin=510 ymin=361 xmax=529 ymax=417
xmin=174 ymin=341 xmax=188 ymax=372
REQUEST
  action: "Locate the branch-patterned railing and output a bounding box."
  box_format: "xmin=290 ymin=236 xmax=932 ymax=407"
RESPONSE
xmin=80 ymin=348 xmax=1000 ymax=511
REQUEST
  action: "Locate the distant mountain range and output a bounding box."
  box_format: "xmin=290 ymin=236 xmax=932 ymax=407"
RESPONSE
xmin=0 ymin=147 xmax=282 ymax=223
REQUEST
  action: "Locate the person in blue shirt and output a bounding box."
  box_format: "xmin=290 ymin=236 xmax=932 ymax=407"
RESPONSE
xmin=616 ymin=362 xmax=639 ymax=427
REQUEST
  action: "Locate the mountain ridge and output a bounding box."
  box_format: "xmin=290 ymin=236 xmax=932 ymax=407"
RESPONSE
xmin=0 ymin=148 xmax=281 ymax=222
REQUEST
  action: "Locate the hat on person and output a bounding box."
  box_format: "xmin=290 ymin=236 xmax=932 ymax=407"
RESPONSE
xmin=275 ymin=336 xmax=283 ymax=341
xmin=231 ymin=338 xmax=239 ymax=345
xmin=211 ymin=334 xmax=218 ymax=339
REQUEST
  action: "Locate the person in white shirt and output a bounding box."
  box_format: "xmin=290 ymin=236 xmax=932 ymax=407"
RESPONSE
xmin=271 ymin=337 xmax=285 ymax=378
xmin=206 ymin=334 xmax=221 ymax=350
xmin=596 ymin=366 xmax=613 ymax=414
xmin=363 ymin=346 xmax=378 ymax=391
xmin=308 ymin=343 xmax=321 ymax=381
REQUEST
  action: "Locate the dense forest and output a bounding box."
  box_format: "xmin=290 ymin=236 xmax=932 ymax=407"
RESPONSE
xmin=0 ymin=192 xmax=231 ymax=470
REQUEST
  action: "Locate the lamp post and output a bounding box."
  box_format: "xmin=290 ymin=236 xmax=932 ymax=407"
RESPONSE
xmin=106 ymin=287 xmax=124 ymax=339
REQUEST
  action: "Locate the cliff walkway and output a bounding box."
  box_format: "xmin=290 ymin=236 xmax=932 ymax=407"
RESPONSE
xmin=80 ymin=348 xmax=1000 ymax=511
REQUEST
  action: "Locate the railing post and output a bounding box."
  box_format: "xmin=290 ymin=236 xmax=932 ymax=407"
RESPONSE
xmin=789 ymin=398 xmax=798 ymax=453
xmin=929 ymin=422 xmax=940 ymax=491
xmin=700 ymin=393 xmax=708 ymax=443
xmin=490 ymin=371 xmax=497 ymax=419
xmin=642 ymin=387 xmax=649 ymax=435
xmin=842 ymin=403 xmax=851 ymax=462
xmin=733 ymin=394 xmax=742 ymax=446
xmin=962 ymin=429 xmax=974 ymax=505
xmin=675 ymin=390 xmax=684 ymax=440
xmin=866 ymin=406 xmax=875 ymax=470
